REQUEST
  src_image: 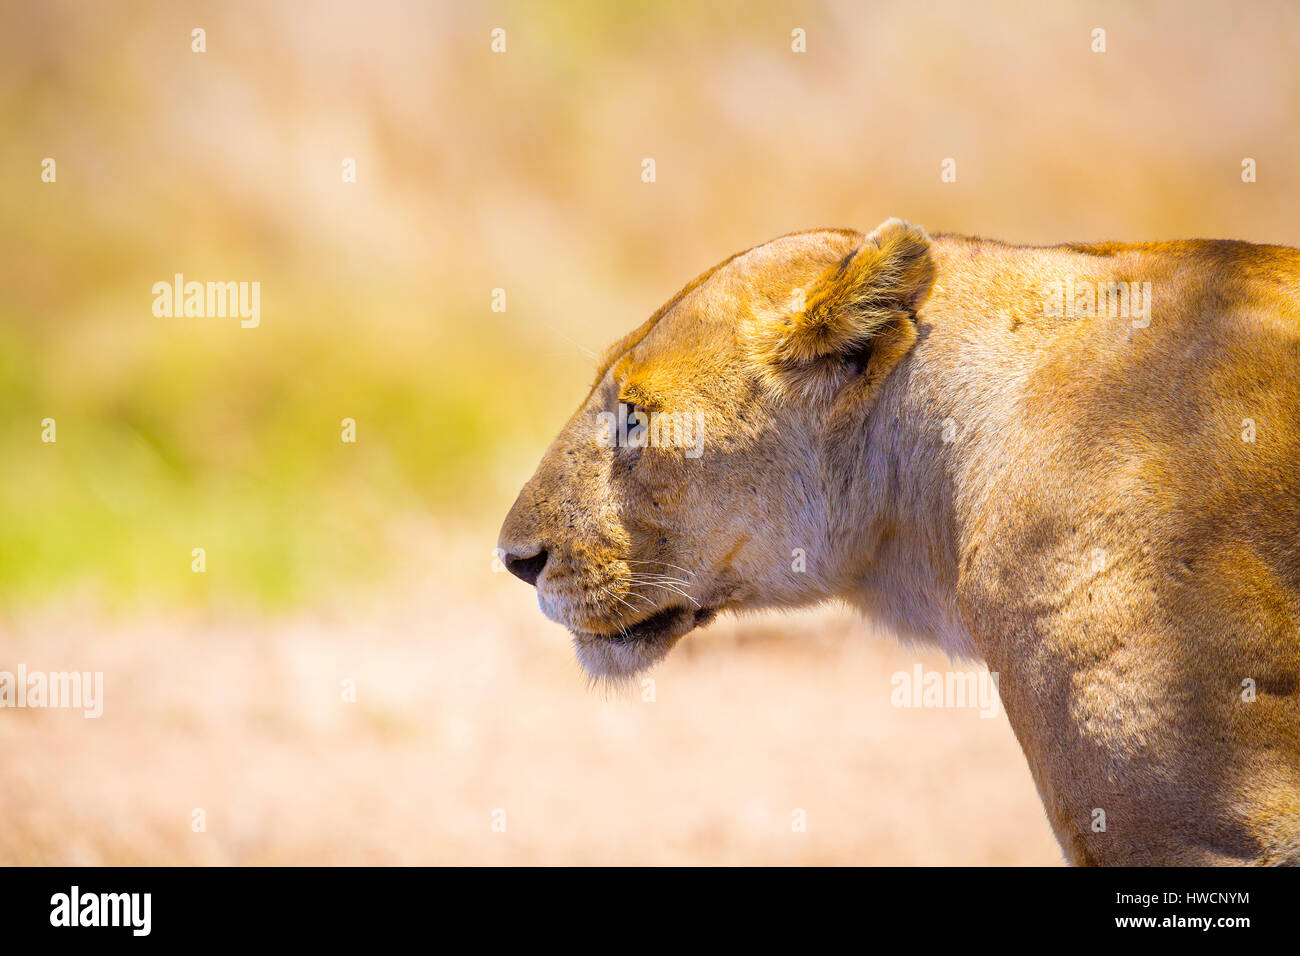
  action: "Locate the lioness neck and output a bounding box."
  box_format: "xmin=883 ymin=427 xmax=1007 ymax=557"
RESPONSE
xmin=829 ymin=235 xmax=1099 ymax=658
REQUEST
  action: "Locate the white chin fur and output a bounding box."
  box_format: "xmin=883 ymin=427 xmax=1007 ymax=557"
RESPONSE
xmin=572 ymin=632 xmax=680 ymax=683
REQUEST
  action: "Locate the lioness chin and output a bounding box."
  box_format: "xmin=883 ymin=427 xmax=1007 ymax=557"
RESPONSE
xmin=498 ymin=218 xmax=1300 ymax=866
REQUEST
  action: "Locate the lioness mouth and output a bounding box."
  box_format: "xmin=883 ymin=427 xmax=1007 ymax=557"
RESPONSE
xmin=589 ymin=605 xmax=714 ymax=644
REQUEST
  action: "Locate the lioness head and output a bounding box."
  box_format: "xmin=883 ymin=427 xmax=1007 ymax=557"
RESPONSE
xmin=498 ymin=218 xmax=936 ymax=680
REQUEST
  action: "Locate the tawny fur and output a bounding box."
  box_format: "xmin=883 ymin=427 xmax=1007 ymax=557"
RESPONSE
xmin=500 ymin=219 xmax=1300 ymax=866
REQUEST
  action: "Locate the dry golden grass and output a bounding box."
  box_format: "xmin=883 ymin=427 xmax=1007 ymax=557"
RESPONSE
xmin=0 ymin=533 xmax=1060 ymax=866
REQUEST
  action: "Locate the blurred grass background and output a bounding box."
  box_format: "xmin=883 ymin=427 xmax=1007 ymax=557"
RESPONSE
xmin=3 ymin=0 xmax=1300 ymax=867
xmin=3 ymin=0 xmax=1299 ymax=611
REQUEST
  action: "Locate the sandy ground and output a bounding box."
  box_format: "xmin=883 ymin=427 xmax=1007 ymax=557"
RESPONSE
xmin=0 ymin=539 xmax=1062 ymax=865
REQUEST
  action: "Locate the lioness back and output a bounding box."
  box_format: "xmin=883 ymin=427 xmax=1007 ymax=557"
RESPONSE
xmin=930 ymin=236 xmax=1300 ymax=864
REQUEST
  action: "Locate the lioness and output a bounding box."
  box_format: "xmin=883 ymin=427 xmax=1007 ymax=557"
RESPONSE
xmin=498 ymin=219 xmax=1300 ymax=865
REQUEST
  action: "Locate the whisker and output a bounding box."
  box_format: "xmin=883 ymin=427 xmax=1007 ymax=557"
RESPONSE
xmin=624 ymin=560 xmax=696 ymax=578
xmin=605 ymin=581 xmax=657 ymax=605
xmin=625 ymin=574 xmax=692 ymax=588
xmin=598 ymin=585 xmax=643 ymax=616
xmin=631 ymin=582 xmax=701 ymax=608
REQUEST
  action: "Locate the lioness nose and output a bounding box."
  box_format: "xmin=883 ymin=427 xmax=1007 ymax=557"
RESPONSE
xmin=504 ymin=548 xmax=548 ymax=587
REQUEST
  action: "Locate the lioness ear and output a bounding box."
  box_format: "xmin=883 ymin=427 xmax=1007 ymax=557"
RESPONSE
xmin=748 ymin=218 xmax=934 ymax=401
